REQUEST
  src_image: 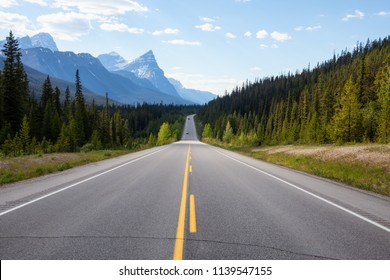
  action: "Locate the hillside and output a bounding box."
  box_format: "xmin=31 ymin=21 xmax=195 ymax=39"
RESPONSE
xmin=198 ymin=36 xmax=390 ymax=145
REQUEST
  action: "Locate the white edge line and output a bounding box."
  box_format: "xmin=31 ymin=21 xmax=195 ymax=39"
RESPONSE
xmin=0 ymin=147 xmax=169 ymax=217
xmin=214 ymin=148 xmax=390 ymax=233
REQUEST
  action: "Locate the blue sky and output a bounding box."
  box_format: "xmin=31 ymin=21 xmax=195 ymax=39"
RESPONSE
xmin=0 ymin=0 xmax=389 ymax=95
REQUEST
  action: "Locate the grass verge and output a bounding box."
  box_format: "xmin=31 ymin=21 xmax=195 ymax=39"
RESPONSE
xmin=0 ymin=150 xmax=132 ymax=186
xmin=203 ymin=139 xmax=390 ymax=197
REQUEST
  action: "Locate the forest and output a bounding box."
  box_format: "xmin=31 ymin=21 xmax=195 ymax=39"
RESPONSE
xmin=0 ymin=31 xmax=197 ymax=157
xmin=1 ymin=31 xmax=390 ymax=159
xmin=198 ymin=36 xmax=390 ymax=146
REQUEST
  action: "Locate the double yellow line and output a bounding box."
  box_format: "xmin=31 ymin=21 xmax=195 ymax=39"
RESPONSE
xmin=173 ymin=145 xmax=197 ymax=260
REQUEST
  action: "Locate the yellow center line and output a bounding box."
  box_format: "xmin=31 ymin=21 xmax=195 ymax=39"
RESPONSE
xmin=173 ymin=144 xmax=191 ymax=260
xmin=189 ymin=194 xmax=197 ymax=233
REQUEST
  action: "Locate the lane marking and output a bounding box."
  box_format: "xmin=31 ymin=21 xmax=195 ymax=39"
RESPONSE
xmin=173 ymin=145 xmax=191 ymax=260
xmin=189 ymin=194 xmax=197 ymax=233
xmin=189 ymin=165 xmax=193 ymax=173
xmin=0 ymin=147 xmax=169 ymax=217
xmin=214 ymin=148 xmax=390 ymax=234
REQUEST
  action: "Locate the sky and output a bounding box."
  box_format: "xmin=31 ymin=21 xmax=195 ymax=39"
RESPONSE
xmin=0 ymin=0 xmax=389 ymax=96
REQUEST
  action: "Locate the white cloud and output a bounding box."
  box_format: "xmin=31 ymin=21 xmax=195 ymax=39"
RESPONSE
xmin=100 ymin=22 xmax=144 ymax=34
xmin=0 ymin=0 xmax=18 ymax=8
xmin=270 ymin=31 xmax=291 ymax=42
xmin=52 ymin=0 xmax=148 ymax=16
xmin=305 ymin=25 xmax=321 ymax=31
xmin=200 ymin=17 xmax=215 ymax=23
xmin=256 ymin=29 xmax=268 ymax=39
xmin=225 ymin=32 xmax=236 ymax=39
xmin=342 ymin=10 xmax=364 ymax=21
xmin=295 ymin=25 xmax=321 ymax=32
xmin=36 ymin=12 xmax=93 ymax=41
xmin=260 ymin=43 xmax=279 ymax=49
xmin=244 ymin=31 xmax=252 ymax=37
xmin=163 ymin=39 xmax=201 ymax=46
xmin=377 ymin=11 xmax=390 ymax=16
xmin=250 ymin=66 xmax=262 ymax=72
xmin=0 ymin=11 xmax=32 ymax=35
xmin=152 ymin=28 xmax=179 ymax=36
xmin=235 ymin=0 xmax=251 ymax=2
xmin=23 ymin=0 xmax=48 ymax=6
xmin=195 ymin=23 xmax=221 ymax=32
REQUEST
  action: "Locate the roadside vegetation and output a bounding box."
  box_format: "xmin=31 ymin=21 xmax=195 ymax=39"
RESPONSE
xmin=197 ymin=37 xmax=390 ymax=197
xmin=0 ymin=31 xmax=197 ymax=185
xmin=202 ymin=137 xmax=390 ymax=197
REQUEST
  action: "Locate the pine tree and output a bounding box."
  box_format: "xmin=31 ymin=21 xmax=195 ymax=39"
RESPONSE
xmin=101 ymin=92 xmax=111 ymax=146
xmin=62 ymin=86 xmax=71 ymax=123
xmin=19 ymin=115 xmax=30 ymax=154
xmin=202 ymin=123 xmax=213 ymax=139
xmin=74 ymin=69 xmax=86 ymax=147
xmin=376 ymin=65 xmax=390 ymax=143
xmin=1 ymin=31 xmax=29 ymax=135
xmin=331 ymin=76 xmax=362 ymax=143
xmin=223 ymin=121 xmax=234 ymax=143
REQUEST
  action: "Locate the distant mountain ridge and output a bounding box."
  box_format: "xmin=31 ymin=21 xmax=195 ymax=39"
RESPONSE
xmin=0 ymin=32 xmax=59 ymax=52
xmin=19 ymin=47 xmax=190 ymax=105
xmin=168 ymin=78 xmax=216 ymax=105
xmin=100 ymin=50 xmax=180 ymax=98
xmin=98 ymin=50 xmax=217 ymax=104
xmin=1 ymin=32 xmax=217 ymax=105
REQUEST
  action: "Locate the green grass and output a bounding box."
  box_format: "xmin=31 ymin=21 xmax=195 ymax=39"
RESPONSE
xmin=0 ymin=150 xmax=131 ymax=185
xmin=202 ymin=139 xmax=390 ymax=197
xmin=246 ymin=150 xmax=389 ymax=196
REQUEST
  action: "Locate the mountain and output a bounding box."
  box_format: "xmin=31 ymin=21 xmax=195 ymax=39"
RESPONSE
xmin=30 ymin=33 xmax=59 ymax=52
xmin=0 ymin=33 xmax=59 ymax=52
xmin=18 ymin=47 xmax=190 ymax=105
xmin=100 ymin=50 xmax=181 ymax=98
xmin=97 ymin=52 xmax=128 ymax=72
xmin=0 ymin=57 xmax=112 ymax=105
xmin=98 ymin=50 xmax=217 ymax=103
xmin=168 ymin=78 xmax=216 ymax=105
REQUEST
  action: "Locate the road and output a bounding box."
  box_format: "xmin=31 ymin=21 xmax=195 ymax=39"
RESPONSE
xmin=0 ymin=115 xmax=389 ymax=259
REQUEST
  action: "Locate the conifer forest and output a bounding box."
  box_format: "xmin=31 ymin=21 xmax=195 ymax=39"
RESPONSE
xmin=1 ymin=31 xmax=390 ymax=159
xmin=0 ymin=32 xmax=194 ymax=157
xmin=198 ymin=37 xmax=390 ymax=146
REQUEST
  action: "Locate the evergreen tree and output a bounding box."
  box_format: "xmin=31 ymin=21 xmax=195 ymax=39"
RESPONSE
xmin=376 ymin=65 xmax=390 ymax=143
xmin=0 ymin=31 xmax=29 ymax=135
xmin=331 ymin=76 xmax=362 ymax=143
xmin=19 ymin=115 xmax=30 ymax=154
xmin=74 ymin=69 xmax=86 ymax=147
xmin=202 ymin=123 xmax=213 ymax=139
xmin=223 ymin=121 xmax=234 ymax=143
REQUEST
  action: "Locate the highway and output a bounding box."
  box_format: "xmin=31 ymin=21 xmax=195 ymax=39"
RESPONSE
xmin=0 ymin=115 xmax=389 ymax=259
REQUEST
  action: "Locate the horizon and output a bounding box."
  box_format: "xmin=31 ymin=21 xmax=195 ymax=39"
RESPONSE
xmin=1 ymin=0 xmax=389 ymax=96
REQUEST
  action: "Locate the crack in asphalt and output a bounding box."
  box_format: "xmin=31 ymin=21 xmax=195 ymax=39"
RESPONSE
xmin=0 ymin=235 xmax=335 ymax=259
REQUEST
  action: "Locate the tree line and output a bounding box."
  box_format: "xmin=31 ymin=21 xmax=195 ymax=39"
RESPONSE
xmin=0 ymin=31 xmax=196 ymax=157
xmin=198 ymin=36 xmax=390 ymax=145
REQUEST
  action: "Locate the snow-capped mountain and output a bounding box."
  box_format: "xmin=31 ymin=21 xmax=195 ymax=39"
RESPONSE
xmin=97 ymin=52 xmax=128 ymax=72
xmin=1 ymin=33 xmax=59 ymax=52
xmin=2 ymin=31 xmax=216 ymax=105
xmin=30 ymin=33 xmax=59 ymax=52
xmin=99 ymin=50 xmax=218 ymax=104
xmin=120 ymin=50 xmax=180 ymax=98
xmin=18 ymin=47 xmax=189 ymax=105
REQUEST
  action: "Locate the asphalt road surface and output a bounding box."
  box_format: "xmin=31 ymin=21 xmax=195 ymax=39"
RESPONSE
xmin=0 ymin=115 xmax=389 ymax=259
